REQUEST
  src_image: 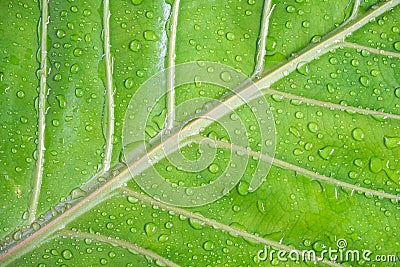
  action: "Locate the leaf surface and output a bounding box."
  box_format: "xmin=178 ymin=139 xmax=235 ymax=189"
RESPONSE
xmin=1 ymin=0 xmax=400 ymax=266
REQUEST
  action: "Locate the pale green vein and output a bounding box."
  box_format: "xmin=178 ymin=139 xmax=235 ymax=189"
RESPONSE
xmin=27 ymin=0 xmax=49 ymax=225
xmin=341 ymin=41 xmax=400 ymax=58
xmin=119 ymin=188 xmax=343 ymax=267
xmin=59 ymin=229 xmax=181 ymax=267
xmin=263 ymin=88 xmax=400 ymax=120
xmin=189 ymin=135 xmax=400 ymax=201
xmin=251 ymin=0 xmax=275 ymax=79
xmin=165 ymin=0 xmax=180 ymax=130
xmin=102 ymin=0 xmax=114 ymax=172
xmin=346 ymin=0 xmax=361 ymax=22
xmin=255 ymin=0 xmax=400 ymax=89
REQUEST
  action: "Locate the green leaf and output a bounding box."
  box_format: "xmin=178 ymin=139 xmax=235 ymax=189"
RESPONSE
xmin=1 ymin=0 xmax=400 ymax=266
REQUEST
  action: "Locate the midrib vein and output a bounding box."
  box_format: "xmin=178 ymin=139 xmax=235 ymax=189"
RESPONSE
xmin=255 ymin=0 xmax=400 ymax=89
xmin=252 ymin=0 xmax=274 ymax=79
xmin=119 ymin=188 xmax=343 ymax=267
xmin=342 ymin=41 xmax=400 ymax=58
xmin=165 ymin=0 xmax=180 ymax=130
xmin=263 ymin=88 xmax=400 ymax=120
xmin=59 ymin=229 xmax=181 ymax=267
xmin=102 ymin=0 xmax=114 ymax=172
xmin=28 ymin=0 xmax=49 ymax=225
xmin=191 ymin=136 xmax=400 ymax=201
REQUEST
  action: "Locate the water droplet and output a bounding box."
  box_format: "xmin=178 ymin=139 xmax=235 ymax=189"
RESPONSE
xmin=61 ymin=249 xmax=73 ymax=260
xmin=203 ymin=241 xmax=214 ymax=251
xmin=124 ymin=77 xmax=134 ymax=89
xmin=53 ymin=73 xmax=62 ymax=81
xmin=393 ymin=87 xmax=400 ymax=98
xmin=70 ymin=64 xmax=79 ymax=74
xmin=158 ymin=234 xmax=169 ymax=242
xmin=226 ymin=32 xmax=235 ymax=41
xmin=131 ymin=0 xmax=143 ymax=5
xmin=56 ymin=94 xmax=67 ymax=109
xmin=12 ymin=230 xmax=21 ymax=241
xmin=351 ymin=128 xmax=365 ymax=141
xmin=307 ymin=122 xmax=319 ymax=133
xmin=296 ymin=63 xmax=309 ymax=75
xmin=383 ymin=136 xmax=400 ymax=149
xmin=369 ymin=157 xmax=383 ymax=173
xmin=144 ymin=222 xmax=157 ymax=236
xmin=75 ymin=88 xmax=84 ymax=97
xmin=52 ymin=119 xmax=60 ymax=127
xmin=73 ymin=48 xmax=83 ymax=57
xmin=143 ymin=30 xmax=157 ymax=41
xmin=318 ymin=146 xmax=335 ymax=160
xmin=286 ymin=5 xmax=296 ymax=13
xmin=189 ymin=217 xmax=205 ymax=230
xmin=359 ymin=76 xmax=369 ymax=87
xmin=145 ymin=11 xmax=154 ymax=19
xmin=70 ymin=6 xmax=78 ymax=13
xmin=56 ymin=29 xmax=66 ymax=39
xmin=16 ymin=90 xmax=25 ymax=98
xmin=208 ymin=163 xmax=219 ymax=174
xmin=237 ymin=181 xmax=249 ymax=196
xmin=220 ymin=71 xmax=231 ymax=82
xmin=129 ymin=40 xmax=141 ymax=52
xmin=83 ymin=9 xmax=91 ymax=16
xmin=393 ymin=42 xmax=400 ymax=52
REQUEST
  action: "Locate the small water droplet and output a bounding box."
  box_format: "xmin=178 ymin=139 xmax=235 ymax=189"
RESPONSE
xmin=56 ymin=94 xmax=67 ymax=109
xmin=144 ymin=222 xmax=157 ymax=236
xmin=383 ymin=136 xmax=400 ymax=149
xmin=359 ymin=76 xmax=369 ymax=87
xmin=318 ymin=146 xmax=335 ymax=160
xmin=208 ymin=163 xmax=219 ymax=174
xmin=124 ymin=77 xmax=134 ymax=89
xmin=70 ymin=64 xmax=79 ymax=74
xmin=226 ymin=32 xmax=235 ymax=41
xmin=369 ymin=157 xmax=383 ymax=173
xmin=61 ymin=249 xmax=73 ymax=260
xmin=393 ymin=42 xmax=400 ymax=51
xmin=129 ymin=39 xmax=141 ymax=52
xmin=220 ymin=71 xmax=231 ymax=82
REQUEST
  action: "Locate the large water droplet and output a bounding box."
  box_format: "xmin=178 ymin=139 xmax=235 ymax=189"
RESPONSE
xmin=318 ymin=146 xmax=335 ymax=160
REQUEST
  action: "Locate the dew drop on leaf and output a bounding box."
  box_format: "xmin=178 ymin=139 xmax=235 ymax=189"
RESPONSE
xmin=351 ymin=128 xmax=365 ymax=141
xmin=203 ymin=241 xmax=214 ymax=251
xmin=61 ymin=249 xmax=73 ymax=260
xmin=220 ymin=71 xmax=231 ymax=82
xmin=226 ymin=32 xmax=235 ymax=41
xmin=208 ymin=163 xmax=219 ymax=173
xmin=143 ymin=30 xmax=157 ymax=41
xmin=318 ymin=146 xmax=335 ymax=160
xmin=383 ymin=136 xmax=400 ymax=149
xmin=129 ymin=40 xmax=141 ymax=52
xmin=369 ymin=157 xmax=383 ymax=173
xmin=144 ymin=222 xmax=157 ymax=236
xmin=393 ymin=41 xmax=400 ymax=51
xmin=359 ymin=76 xmax=370 ymax=87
